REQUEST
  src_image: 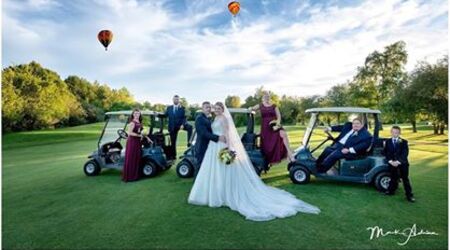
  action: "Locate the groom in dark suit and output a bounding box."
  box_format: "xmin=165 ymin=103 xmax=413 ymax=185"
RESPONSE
xmin=194 ymin=101 xmax=226 ymax=176
xmin=317 ymin=118 xmax=373 ymax=173
xmin=165 ymin=95 xmax=193 ymax=158
xmin=383 ymin=126 xmax=415 ymax=202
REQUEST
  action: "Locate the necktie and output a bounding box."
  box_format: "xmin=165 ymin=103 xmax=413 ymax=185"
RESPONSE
xmin=174 ymin=105 xmax=177 ymax=114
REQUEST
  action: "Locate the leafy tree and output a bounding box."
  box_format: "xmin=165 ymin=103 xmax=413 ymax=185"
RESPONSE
xmin=109 ymin=102 xmax=135 ymax=111
xmin=2 ymin=70 xmax=26 ymax=131
xmin=321 ymin=84 xmax=349 ymax=123
xmin=81 ymin=103 xmax=104 ymax=123
xmin=179 ymin=97 xmax=188 ymax=108
xmin=93 ymin=83 xmax=114 ymax=110
xmin=349 ymin=68 xmax=382 ymax=109
xmin=382 ymin=74 xmax=419 ymax=131
xmin=225 ymin=95 xmax=241 ymax=108
xmin=297 ymin=95 xmax=321 ymax=125
xmin=2 ymin=62 xmax=138 ymax=131
xmin=355 ymin=41 xmax=408 ymax=109
xmin=112 ymin=87 xmax=134 ymax=105
xmin=64 ymin=76 xmax=97 ymax=103
xmin=187 ymin=104 xmax=200 ymax=121
xmin=409 ymin=56 xmax=448 ymax=134
xmin=142 ymin=101 xmax=152 ymax=110
xmin=242 ymin=87 xmax=280 ymax=108
xmin=279 ymin=95 xmax=301 ymax=124
xmin=152 ymin=104 xmax=166 ymax=113
xmin=1 ymin=61 xmax=82 ymax=131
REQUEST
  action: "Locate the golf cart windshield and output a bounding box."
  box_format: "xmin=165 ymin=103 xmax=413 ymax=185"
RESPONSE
xmin=99 ymin=114 xmax=128 ymax=148
xmin=303 ymin=113 xmax=318 ymax=146
xmin=150 ymin=115 xmax=165 ymax=134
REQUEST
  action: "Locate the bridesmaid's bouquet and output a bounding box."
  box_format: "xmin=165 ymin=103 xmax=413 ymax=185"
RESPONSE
xmin=218 ymin=148 xmax=237 ymax=165
xmin=269 ymin=120 xmax=283 ymax=131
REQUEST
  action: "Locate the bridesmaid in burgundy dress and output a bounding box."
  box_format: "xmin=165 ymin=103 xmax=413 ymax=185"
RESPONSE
xmin=251 ymin=91 xmax=295 ymax=165
xmin=122 ymin=109 xmax=149 ymax=182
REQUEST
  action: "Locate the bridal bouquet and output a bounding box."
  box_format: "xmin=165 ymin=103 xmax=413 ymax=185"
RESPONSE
xmin=218 ymin=148 xmax=237 ymax=165
xmin=269 ymin=120 xmax=283 ymax=131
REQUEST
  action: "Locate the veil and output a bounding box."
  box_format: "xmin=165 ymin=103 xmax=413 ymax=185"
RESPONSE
xmin=223 ymin=106 xmax=254 ymax=168
xmin=191 ymin=105 xmax=321 ymax=221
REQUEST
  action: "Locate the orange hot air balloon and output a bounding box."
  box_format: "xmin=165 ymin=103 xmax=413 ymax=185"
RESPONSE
xmin=228 ymin=1 xmax=240 ymax=16
xmin=98 ymin=30 xmax=113 ymax=51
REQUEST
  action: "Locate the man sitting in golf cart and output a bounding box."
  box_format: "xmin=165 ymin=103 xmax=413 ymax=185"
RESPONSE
xmin=316 ymin=117 xmax=373 ymax=173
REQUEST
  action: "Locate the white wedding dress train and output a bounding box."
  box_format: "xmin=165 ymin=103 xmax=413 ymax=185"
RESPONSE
xmin=188 ymin=108 xmax=320 ymax=221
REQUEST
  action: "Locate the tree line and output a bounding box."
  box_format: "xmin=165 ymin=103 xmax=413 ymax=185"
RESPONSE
xmin=2 ymin=62 xmax=138 ymax=132
xmin=2 ymin=41 xmax=448 ymax=134
xmin=226 ymin=41 xmax=448 ymax=134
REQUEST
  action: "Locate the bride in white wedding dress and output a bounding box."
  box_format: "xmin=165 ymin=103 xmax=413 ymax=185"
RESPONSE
xmin=188 ymin=102 xmax=320 ymax=221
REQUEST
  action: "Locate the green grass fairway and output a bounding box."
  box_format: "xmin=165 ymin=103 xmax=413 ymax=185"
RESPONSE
xmin=2 ymin=123 xmax=448 ymax=249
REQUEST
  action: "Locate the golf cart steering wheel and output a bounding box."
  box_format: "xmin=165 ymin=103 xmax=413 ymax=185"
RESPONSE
xmin=310 ymin=129 xmax=336 ymax=154
xmin=324 ymin=130 xmax=336 ymax=142
xmin=117 ymin=129 xmax=128 ymax=139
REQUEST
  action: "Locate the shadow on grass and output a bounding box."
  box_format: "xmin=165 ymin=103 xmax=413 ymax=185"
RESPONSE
xmin=3 ymin=132 xmax=99 ymax=150
xmin=96 ymin=167 xmax=175 ymax=180
xmin=408 ymin=133 xmax=448 ymax=141
xmin=262 ymin=171 xmax=376 ymax=193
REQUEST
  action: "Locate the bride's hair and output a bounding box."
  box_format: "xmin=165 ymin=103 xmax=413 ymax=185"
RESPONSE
xmin=215 ymin=101 xmax=225 ymax=111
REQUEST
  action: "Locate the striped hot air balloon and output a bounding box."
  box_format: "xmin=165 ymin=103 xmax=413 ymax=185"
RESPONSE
xmin=228 ymin=1 xmax=240 ymax=16
xmin=98 ymin=30 xmax=113 ymax=51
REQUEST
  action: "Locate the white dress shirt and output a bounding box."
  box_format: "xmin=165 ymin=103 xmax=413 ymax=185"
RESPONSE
xmin=392 ymin=137 xmax=398 ymax=145
xmin=327 ymin=127 xmax=356 ymax=154
xmin=173 ymin=104 xmax=180 ymax=114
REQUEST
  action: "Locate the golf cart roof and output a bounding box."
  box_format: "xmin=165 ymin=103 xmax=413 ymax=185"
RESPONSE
xmin=105 ymin=110 xmax=165 ymax=116
xmin=306 ymin=107 xmax=381 ymax=114
xmin=228 ymin=108 xmax=255 ymax=114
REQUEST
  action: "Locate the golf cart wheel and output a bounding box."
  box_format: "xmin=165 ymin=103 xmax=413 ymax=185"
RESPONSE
xmin=176 ymin=160 xmax=194 ymax=178
xmin=142 ymin=161 xmax=158 ymax=178
xmin=84 ymin=160 xmax=101 ymax=176
xmin=374 ymin=172 xmax=395 ymax=192
xmin=289 ymin=166 xmax=310 ymax=184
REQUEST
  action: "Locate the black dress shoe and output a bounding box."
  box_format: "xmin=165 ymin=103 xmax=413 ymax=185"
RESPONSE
xmin=407 ymin=197 xmax=416 ymax=202
xmin=384 ymin=191 xmax=395 ymax=195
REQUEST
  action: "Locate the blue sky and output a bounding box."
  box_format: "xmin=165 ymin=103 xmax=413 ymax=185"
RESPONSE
xmin=2 ymin=0 xmax=448 ymax=105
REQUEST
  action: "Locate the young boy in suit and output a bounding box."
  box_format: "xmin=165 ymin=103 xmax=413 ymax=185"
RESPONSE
xmin=384 ymin=126 xmax=415 ymax=202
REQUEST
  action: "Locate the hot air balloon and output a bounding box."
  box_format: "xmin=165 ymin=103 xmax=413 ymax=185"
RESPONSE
xmin=98 ymin=30 xmax=113 ymax=51
xmin=228 ymin=1 xmax=240 ymax=16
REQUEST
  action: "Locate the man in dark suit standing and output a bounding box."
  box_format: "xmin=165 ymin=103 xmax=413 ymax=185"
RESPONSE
xmin=194 ymin=101 xmax=226 ymax=176
xmin=383 ymin=126 xmax=415 ymax=202
xmin=165 ymin=95 xmax=193 ymax=158
xmin=317 ymin=118 xmax=373 ymax=173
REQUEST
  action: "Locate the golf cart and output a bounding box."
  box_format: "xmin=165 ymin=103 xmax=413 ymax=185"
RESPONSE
xmin=176 ymin=108 xmax=269 ymax=178
xmin=288 ymin=107 xmax=395 ymax=193
xmin=83 ymin=110 xmax=174 ymax=178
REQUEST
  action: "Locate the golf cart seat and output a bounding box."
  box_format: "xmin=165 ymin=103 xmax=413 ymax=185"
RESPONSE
xmin=344 ymin=128 xmax=378 ymax=160
xmin=241 ymin=132 xmax=260 ymax=151
xmin=101 ymin=141 xmax=123 ymax=155
xmin=101 ymin=141 xmax=123 ymax=163
xmin=347 ymin=152 xmax=371 ymax=162
xmin=149 ymin=131 xmax=175 ymax=160
xmin=345 ymin=142 xmax=373 ymax=161
xmin=149 ymin=132 xmax=165 ymax=147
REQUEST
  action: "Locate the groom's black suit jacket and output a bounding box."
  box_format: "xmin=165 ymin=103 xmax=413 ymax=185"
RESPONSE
xmin=194 ymin=113 xmax=219 ymax=165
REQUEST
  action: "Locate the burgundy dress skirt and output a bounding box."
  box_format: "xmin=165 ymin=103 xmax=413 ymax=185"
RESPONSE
xmin=122 ymin=121 xmax=142 ymax=182
xmin=260 ymin=104 xmax=287 ymax=164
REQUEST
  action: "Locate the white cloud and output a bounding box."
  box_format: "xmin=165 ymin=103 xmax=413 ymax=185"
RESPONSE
xmin=2 ymin=0 xmax=448 ymax=105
